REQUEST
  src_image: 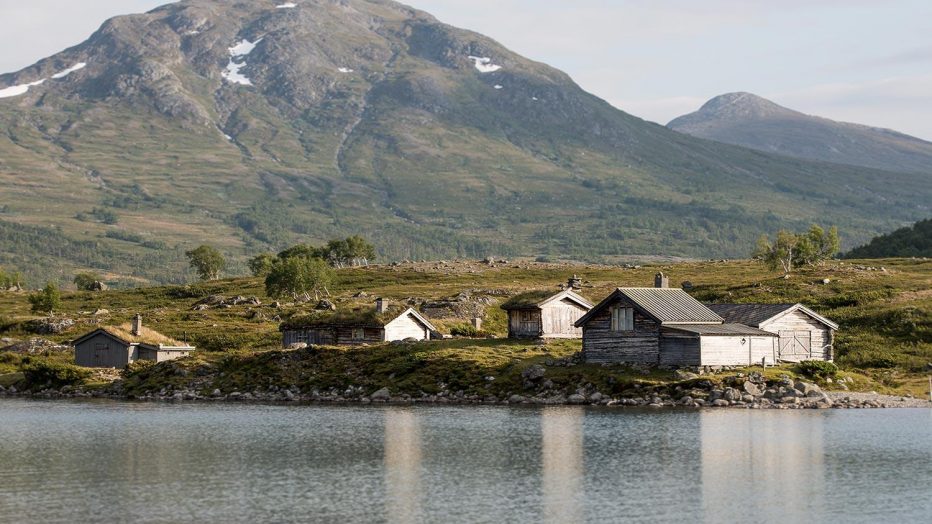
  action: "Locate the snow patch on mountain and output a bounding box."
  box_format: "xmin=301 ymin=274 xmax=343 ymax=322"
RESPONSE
xmin=222 ymin=38 xmax=263 ymax=86
xmin=467 ymin=56 xmax=501 ymax=73
xmin=0 ymin=79 xmax=46 ymax=99
xmin=51 ymin=63 xmax=86 ymax=79
xmin=337 ymin=67 xmax=354 ymax=73
xmin=276 ymin=2 xmax=297 ymax=8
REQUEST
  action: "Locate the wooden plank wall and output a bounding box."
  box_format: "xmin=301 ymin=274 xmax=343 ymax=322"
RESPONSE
xmin=761 ymin=311 xmax=832 ymax=361
xmin=508 ymin=309 xmax=542 ymax=338
xmin=540 ymin=299 xmax=587 ymax=338
xmin=582 ymin=296 xmax=660 ymax=364
xmin=659 ymin=334 xmax=701 ymax=366
xmin=385 ymin=314 xmax=430 ymax=341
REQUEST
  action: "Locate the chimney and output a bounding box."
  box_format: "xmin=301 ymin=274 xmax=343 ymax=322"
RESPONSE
xmin=132 ymin=314 xmax=142 ymax=336
xmin=472 ymin=317 xmax=482 ymax=331
xmin=567 ymin=275 xmax=582 ymax=290
xmin=375 ymin=298 xmax=387 ymax=313
xmin=654 ymin=272 xmax=669 ymax=289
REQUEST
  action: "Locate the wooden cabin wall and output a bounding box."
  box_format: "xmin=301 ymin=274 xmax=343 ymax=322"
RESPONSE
xmin=659 ymin=334 xmax=701 ymax=366
xmin=761 ymin=312 xmax=832 ymax=361
xmin=581 ymin=297 xmax=660 ymax=364
xmin=384 ymin=314 xmax=430 ymax=341
xmin=540 ymin=299 xmax=587 ymax=338
xmin=74 ymin=333 xmax=132 ymax=368
xmin=508 ymin=309 xmax=542 ymax=338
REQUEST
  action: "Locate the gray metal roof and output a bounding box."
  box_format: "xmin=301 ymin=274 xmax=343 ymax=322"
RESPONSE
xmin=707 ymin=303 xmax=838 ymax=330
xmin=576 ymin=287 xmax=723 ymax=327
xmin=663 ymin=323 xmax=777 ymax=336
xmin=706 ymin=303 xmax=796 ymax=327
xmin=619 ymin=288 xmax=723 ymax=324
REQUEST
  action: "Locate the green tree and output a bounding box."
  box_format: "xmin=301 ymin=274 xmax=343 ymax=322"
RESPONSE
xmin=277 ymin=244 xmax=324 ymax=261
xmin=248 ymin=253 xmax=276 ymax=277
xmin=0 ymin=267 xmax=24 ymax=289
xmin=28 ymin=282 xmax=61 ymax=314
xmin=265 ymin=256 xmax=334 ymax=299
xmin=324 ymin=235 xmax=376 ymax=266
xmin=753 ymin=230 xmax=799 ymax=275
xmin=73 ymin=271 xmax=102 ymax=291
xmin=796 ymin=225 xmax=839 ymax=267
xmin=185 ymin=245 xmax=226 ymax=281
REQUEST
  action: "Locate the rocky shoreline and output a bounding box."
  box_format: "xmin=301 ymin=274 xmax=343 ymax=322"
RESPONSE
xmin=2 ymin=373 xmax=928 ymax=409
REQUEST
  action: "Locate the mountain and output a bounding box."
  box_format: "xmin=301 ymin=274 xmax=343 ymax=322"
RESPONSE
xmin=0 ymin=1 xmax=929 ymax=286
xmin=668 ymin=92 xmax=932 ymax=174
xmin=844 ymin=218 xmax=932 ymax=258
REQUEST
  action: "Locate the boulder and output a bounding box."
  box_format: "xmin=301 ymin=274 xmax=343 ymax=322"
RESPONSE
xmin=315 ymin=299 xmax=336 ymax=311
xmin=26 ymin=317 xmax=75 ymax=335
xmin=521 ymin=364 xmax=546 ymax=381
xmin=90 ymin=281 xmax=108 ymax=291
xmin=371 ymin=388 xmax=391 ymax=401
xmin=567 ymin=394 xmax=587 ymax=404
xmin=589 ymin=392 xmax=604 ymax=403
xmin=742 ymin=381 xmax=763 ymax=397
xmin=92 ymin=308 xmax=110 ymax=316
xmin=723 ymin=387 xmax=741 ymax=402
xmin=674 ymin=369 xmax=700 ymax=381
xmin=795 ymin=381 xmax=822 ymax=396
xmin=712 ymin=399 xmax=729 ymax=407
xmin=508 ymin=394 xmax=527 ymax=403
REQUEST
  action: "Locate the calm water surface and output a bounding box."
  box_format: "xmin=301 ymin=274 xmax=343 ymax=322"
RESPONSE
xmin=0 ymin=399 xmax=929 ymax=523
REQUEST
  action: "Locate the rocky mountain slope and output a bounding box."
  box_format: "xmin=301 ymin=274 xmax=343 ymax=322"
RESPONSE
xmin=0 ymin=1 xmax=929 ymax=285
xmin=669 ymin=92 xmax=932 ymax=174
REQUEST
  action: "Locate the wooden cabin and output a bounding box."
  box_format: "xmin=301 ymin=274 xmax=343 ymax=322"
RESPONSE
xmin=500 ymin=287 xmax=593 ymax=339
xmin=73 ymin=315 xmax=195 ymax=368
xmin=280 ymin=299 xmax=436 ymax=347
xmin=707 ymin=303 xmax=838 ymax=362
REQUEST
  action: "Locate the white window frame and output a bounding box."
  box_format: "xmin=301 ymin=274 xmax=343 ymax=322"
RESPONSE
xmin=611 ymin=307 xmax=634 ymax=332
xmin=352 ymin=328 xmax=365 ymax=341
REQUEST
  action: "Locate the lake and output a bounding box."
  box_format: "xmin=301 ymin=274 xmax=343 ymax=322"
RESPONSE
xmin=0 ymin=399 xmax=929 ymax=523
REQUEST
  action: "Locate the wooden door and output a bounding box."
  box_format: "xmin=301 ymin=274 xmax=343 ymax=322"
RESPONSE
xmin=778 ymin=331 xmax=811 ymax=362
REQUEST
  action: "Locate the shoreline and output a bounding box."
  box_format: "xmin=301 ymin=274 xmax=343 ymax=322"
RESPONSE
xmin=2 ymin=385 xmax=928 ymax=409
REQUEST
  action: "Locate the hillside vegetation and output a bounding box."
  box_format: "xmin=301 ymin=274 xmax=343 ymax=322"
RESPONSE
xmin=0 ymin=258 xmax=929 ymax=397
xmin=0 ymin=1 xmax=929 ymax=284
xmin=845 ymin=218 xmax=932 ymax=259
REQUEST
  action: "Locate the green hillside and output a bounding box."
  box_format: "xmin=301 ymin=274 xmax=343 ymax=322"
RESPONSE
xmin=845 ymin=218 xmax=932 ymax=259
xmin=0 ymin=0 xmax=929 ymax=285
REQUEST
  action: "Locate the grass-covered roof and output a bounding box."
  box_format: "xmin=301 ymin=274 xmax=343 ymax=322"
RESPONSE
xmin=100 ymin=324 xmax=185 ymax=347
xmin=280 ymin=305 xmax=411 ymax=330
xmin=500 ymin=290 xmax=561 ymax=310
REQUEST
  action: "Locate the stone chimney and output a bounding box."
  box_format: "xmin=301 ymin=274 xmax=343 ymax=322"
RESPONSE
xmin=375 ymin=298 xmax=387 ymax=314
xmin=472 ymin=317 xmax=483 ymax=331
xmin=131 ymin=314 xmax=142 ymax=336
xmin=654 ymin=272 xmax=669 ymax=289
xmin=567 ymin=275 xmax=582 ymax=290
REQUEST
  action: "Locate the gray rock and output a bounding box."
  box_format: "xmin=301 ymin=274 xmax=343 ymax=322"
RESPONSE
xmin=284 ymin=390 xmax=296 ymax=400
xmin=723 ymin=387 xmax=741 ymax=401
xmin=743 ymin=381 xmax=763 ymax=397
xmin=589 ymin=392 xmax=604 ymax=403
xmin=521 ymin=365 xmax=546 ymax=381
xmin=211 ymin=389 xmax=222 ymax=397
xmin=567 ymin=394 xmax=587 ymax=404
xmin=371 ymin=388 xmax=391 ymax=401
xmin=674 ymin=369 xmax=700 ymax=380
xmin=508 ymin=394 xmax=527 ymax=403
xmin=795 ymin=381 xmax=822 ymax=396
xmin=712 ymin=399 xmax=730 ymax=407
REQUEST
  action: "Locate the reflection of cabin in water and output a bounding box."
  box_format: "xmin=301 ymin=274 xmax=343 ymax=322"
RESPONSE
xmin=73 ymin=315 xmax=195 ymax=368
xmin=501 ymin=285 xmax=593 ymax=339
xmin=575 ymin=274 xmax=838 ymax=367
xmin=280 ymin=299 xmax=436 ymax=347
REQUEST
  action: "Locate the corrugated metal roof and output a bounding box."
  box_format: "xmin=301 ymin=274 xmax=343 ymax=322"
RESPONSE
xmin=706 ymin=303 xmax=796 ymax=327
xmin=619 ymin=288 xmax=723 ymax=324
xmin=663 ymin=323 xmax=777 ymax=336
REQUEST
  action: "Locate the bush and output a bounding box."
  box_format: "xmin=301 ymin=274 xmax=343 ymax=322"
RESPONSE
xmin=28 ymin=282 xmax=61 ymax=314
xmin=795 ymin=360 xmax=838 ymax=379
xmin=122 ymin=359 xmax=157 ymax=378
xmin=20 ymin=359 xmax=91 ymax=388
xmin=450 ymin=323 xmax=489 ymax=338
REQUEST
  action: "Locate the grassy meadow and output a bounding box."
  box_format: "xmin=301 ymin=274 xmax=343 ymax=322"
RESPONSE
xmin=0 ymin=257 xmax=929 ymax=397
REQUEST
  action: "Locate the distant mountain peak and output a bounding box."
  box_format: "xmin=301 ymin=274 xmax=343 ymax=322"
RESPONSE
xmin=669 ymin=92 xmax=932 ymax=174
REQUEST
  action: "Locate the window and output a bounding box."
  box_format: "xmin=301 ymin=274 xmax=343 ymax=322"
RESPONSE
xmin=352 ymin=328 xmax=365 ymax=341
xmin=520 ymin=311 xmax=533 ymax=322
xmin=611 ymin=307 xmax=634 ymax=332
xmin=295 ymin=332 xmax=308 ymax=343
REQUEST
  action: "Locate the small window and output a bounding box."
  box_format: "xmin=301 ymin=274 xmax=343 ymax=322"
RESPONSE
xmin=520 ymin=310 xmax=533 ymax=322
xmin=611 ymin=307 xmax=634 ymax=332
xmin=352 ymin=328 xmax=365 ymax=341
xmin=295 ymin=332 xmax=308 ymax=343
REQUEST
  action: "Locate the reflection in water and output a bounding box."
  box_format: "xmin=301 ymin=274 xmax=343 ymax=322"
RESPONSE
xmin=384 ymin=408 xmax=422 ymax=524
xmin=700 ymin=411 xmax=825 ymax=522
xmin=541 ymin=407 xmax=584 ymax=524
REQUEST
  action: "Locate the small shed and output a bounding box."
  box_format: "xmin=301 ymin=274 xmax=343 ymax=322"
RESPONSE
xmin=707 ymin=303 xmax=838 ymax=362
xmin=501 ymin=288 xmax=593 ymax=339
xmin=281 ymin=299 xmax=436 ymax=347
xmin=73 ymin=315 xmax=194 ymax=368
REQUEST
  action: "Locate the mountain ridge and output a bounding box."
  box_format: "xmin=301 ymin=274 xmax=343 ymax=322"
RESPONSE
xmin=0 ymin=0 xmax=929 ymax=285
xmin=668 ymin=92 xmax=932 ymax=174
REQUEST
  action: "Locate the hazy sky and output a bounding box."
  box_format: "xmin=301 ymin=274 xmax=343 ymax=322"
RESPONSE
xmin=2 ymin=0 xmax=931 ymax=139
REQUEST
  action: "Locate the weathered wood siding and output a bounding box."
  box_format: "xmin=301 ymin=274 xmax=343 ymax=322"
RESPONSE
xmin=74 ymin=333 xmax=132 ymax=368
xmin=508 ymin=309 xmax=542 ymax=338
xmin=384 ymin=313 xmax=430 ymax=342
xmin=283 ymin=327 xmax=385 ymax=347
xmin=760 ymin=311 xmax=833 ymax=361
xmin=698 ymin=336 xmax=777 ymax=366
xmin=539 ymin=299 xmax=588 ymax=338
xmin=659 ymin=334 xmax=701 ymax=366
xmin=581 ymin=297 xmax=660 ymax=364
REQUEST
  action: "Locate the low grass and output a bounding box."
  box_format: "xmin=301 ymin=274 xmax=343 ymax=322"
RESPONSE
xmin=0 ymin=257 xmax=928 ymax=396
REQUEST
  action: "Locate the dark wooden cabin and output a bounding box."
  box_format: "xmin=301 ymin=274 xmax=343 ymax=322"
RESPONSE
xmin=280 ymin=299 xmax=436 ymax=347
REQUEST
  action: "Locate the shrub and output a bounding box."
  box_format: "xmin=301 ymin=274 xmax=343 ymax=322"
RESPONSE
xmin=20 ymin=359 xmax=91 ymax=388
xmin=450 ymin=323 xmax=489 ymax=338
xmin=28 ymin=282 xmax=61 ymax=314
xmin=795 ymin=360 xmax=838 ymax=379
xmin=122 ymin=359 xmax=156 ymax=378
